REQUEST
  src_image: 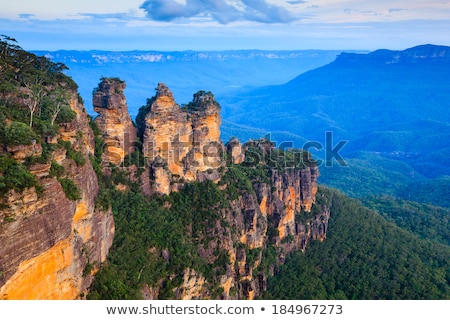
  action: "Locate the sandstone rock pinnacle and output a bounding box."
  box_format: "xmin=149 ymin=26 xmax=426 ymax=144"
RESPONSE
xmin=140 ymin=84 xmax=223 ymax=194
xmin=93 ymin=77 xmax=137 ymax=165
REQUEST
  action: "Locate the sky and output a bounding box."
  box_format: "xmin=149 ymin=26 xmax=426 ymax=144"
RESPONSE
xmin=1 ymin=0 xmax=450 ymax=51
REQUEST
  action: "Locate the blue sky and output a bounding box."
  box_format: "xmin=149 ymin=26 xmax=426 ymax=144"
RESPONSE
xmin=1 ymin=0 xmax=450 ymax=51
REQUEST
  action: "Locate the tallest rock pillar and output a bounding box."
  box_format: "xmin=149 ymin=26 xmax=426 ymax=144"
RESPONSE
xmin=93 ymin=78 xmax=137 ymax=165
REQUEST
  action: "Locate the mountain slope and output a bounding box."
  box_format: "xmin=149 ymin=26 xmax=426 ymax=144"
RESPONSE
xmin=266 ymin=187 xmax=450 ymax=299
xmin=221 ymin=44 xmax=450 ymax=197
xmin=222 ymin=44 xmax=450 ymax=143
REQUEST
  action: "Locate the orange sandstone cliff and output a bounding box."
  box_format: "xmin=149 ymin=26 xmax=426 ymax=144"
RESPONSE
xmin=93 ymin=78 xmax=137 ymax=165
xmin=0 ymin=92 xmax=114 ymax=300
xmin=139 ymin=83 xmax=223 ymax=194
xmin=0 ymin=79 xmax=327 ymax=300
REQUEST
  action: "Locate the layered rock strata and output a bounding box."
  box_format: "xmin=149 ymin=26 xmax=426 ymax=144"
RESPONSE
xmin=131 ymin=85 xmax=326 ymax=299
xmin=140 ymin=83 xmax=223 ymax=194
xmin=0 ymin=92 xmax=114 ymax=299
xmin=141 ymin=136 xmax=325 ymax=300
xmin=93 ymin=78 xmax=137 ymax=165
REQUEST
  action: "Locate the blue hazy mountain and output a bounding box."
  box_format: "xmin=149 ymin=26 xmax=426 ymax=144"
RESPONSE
xmin=219 ymin=44 xmax=450 ymax=198
xmin=33 ymin=49 xmax=349 ymax=118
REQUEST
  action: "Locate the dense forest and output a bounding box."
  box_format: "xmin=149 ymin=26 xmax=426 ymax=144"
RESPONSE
xmin=0 ymin=35 xmax=80 ymax=199
xmin=265 ymin=187 xmax=449 ymax=299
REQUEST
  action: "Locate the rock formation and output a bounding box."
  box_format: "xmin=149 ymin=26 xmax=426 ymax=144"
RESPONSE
xmin=0 ymin=91 xmax=114 ymax=299
xmin=155 ymin=165 xmax=327 ymax=300
xmin=226 ymin=137 xmax=245 ymax=165
xmin=93 ymin=78 xmax=137 ymax=165
xmin=199 ymin=140 xmax=325 ymax=299
xmin=132 ymin=84 xmax=326 ymax=299
xmin=139 ymin=83 xmax=223 ymax=194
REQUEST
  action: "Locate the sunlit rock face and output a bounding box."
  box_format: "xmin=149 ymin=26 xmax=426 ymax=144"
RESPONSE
xmin=0 ymin=92 xmax=114 ymax=300
xmin=93 ymin=78 xmax=137 ymax=165
xmin=141 ymin=83 xmax=223 ymax=194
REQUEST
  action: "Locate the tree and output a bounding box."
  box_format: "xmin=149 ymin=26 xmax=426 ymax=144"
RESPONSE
xmin=23 ymin=75 xmax=47 ymax=127
xmin=3 ymin=121 xmax=37 ymax=145
xmin=46 ymin=87 xmax=71 ymax=125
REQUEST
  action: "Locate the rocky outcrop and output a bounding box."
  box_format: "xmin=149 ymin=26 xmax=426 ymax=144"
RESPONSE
xmin=131 ymin=85 xmax=327 ymax=300
xmin=223 ymin=167 xmax=326 ymax=299
xmin=153 ymin=162 xmax=327 ymax=300
xmin=140 ymin=83 xmax=223 ymax=194
xmin=6 ymin=141 xmax=42 ymax=161
xmin=226 ymin=137 xmax=245 ymax=165
xmin=138 ymin=137 xmax=325 ymax=300
xmin=175 ymin=268 xmax=206 ymax=300
xmin=93 ymin=78 xmax=137 ymax=165
xmin=0 ymin=92 xmax=114 ymax=299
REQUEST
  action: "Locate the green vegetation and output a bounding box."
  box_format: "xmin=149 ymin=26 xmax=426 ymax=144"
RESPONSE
xmin=185 ymin=90 xmax=221 ymax=111
xmin=1 ymin=36 xmax=85 ymax=203
xmin=0 ymin=156 xmax=38 ymax=196
xmin=55 ymin=106 xmax=77 ymax=124
xmin=59 ymin=140 xmax=86 ymax=166
xmin=58 ymin=177 xmax=81 ymax=201
xmin=3 ymin=121 xmax=37 ymax=146
xmin=319 ymin=152 xmax=422 ymax=199
xmin=265 ymin=187 xmax=450 ymax=299
xmin=0 ymin=35 xmax=76 ymax=128
xmin=88 ymin=181 xmax=231 ymax=300
xmin=363 ymin=195 xmax=450 ymax=246
xmin=0 ymin=35 xmax=77 ymax=141
xmin=49 ymin=160 xmax=65 ymax=178
xmin=398 ymin=177 xmax=450 ymax=208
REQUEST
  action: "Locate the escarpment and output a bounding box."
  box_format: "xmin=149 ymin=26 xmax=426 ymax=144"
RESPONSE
xmin=184 ymin=140 xmax=327 ymax=300
xmin=0 ymin=90 xmax=114 ymax=299
xmin=94 ymin=82 xmax=329 ymax=300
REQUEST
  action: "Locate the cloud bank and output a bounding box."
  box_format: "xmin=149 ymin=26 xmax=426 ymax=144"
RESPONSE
xmin=139 ymin=0 xmax=298 ymax=24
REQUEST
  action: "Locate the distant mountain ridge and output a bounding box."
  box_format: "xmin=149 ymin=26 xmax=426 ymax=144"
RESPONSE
xmin=33 ymin=49 xmax=352 ymax=64
xmin=35 ymin=44 xmax=450 ymax=66
xmin=336 ymin=44 xmax=450 ymax=65
xmin=222 ymin=44 xmax=450 ymax=139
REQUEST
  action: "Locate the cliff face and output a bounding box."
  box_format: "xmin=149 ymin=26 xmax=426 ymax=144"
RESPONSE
xmin=154 ymin=164 xmax=327 ymax=300
xmin=140 ymin=83 xmax=222 ymax=194
xmin=0 ymin=93 xmax=114 ymax=299
xmin=130 ymin=84 xmax=327 ymax=300
xmin=187 ymin=143 xmax=326 ymax=300
xmin=93 ymin=78 xmax=137 ymax=165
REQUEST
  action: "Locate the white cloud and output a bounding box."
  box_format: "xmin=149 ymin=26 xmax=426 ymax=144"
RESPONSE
xmin=139 ymin=0 xmax=299 ymax=24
